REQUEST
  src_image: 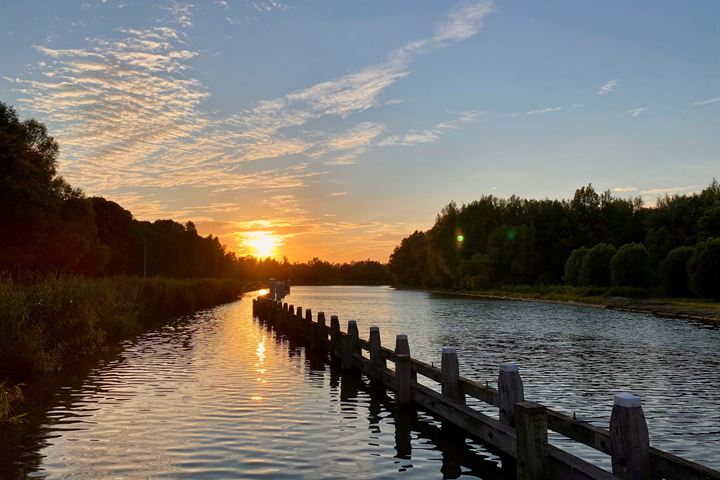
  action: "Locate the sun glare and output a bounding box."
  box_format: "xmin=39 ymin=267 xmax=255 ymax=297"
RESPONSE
xmin=244 ymin=231 xmax=280 ymax=258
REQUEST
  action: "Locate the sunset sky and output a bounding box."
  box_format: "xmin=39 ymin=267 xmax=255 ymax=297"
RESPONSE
xmin=1 ymin=0 xmax=718 ymax=261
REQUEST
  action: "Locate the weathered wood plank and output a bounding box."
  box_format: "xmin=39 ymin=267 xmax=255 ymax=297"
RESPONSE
xmin=516 ymin=401 xmax=549 ymax=480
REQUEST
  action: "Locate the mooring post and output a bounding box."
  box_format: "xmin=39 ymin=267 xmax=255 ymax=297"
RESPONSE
xmin=316 ymin=312 xmax=327 ymax=349
xmin=515 ymin=401 xmax=549 ymax=480
xmin=348 ymin=320 xmax=360 ymax=354
xmin=369 ymin=326 xmax=386 ymax=369
xmin=610 ymin=393 xmax=651 ymax=480
xmin=498 ymin=361 xmax=524 ymax=427
xmin=394 ymin=333 xmax=417 ymax=382
xmin=304 ymin=308 xmax=313 ymax=340
xmin=441 ymin=346 xmax=464 ymax=404
xmin=252 ymin=298 xmax=257 ymax=316
xmin=341 ymin=333 xmax=354 ymax=370
xmin=395 ymin=334 xmax=412 ymax=406
xmin=330 ymin=315 xmax=340 ymax=356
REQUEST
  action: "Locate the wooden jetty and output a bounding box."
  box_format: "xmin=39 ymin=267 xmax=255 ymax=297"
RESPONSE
xmin=252 ymin=296 xmax=720 ymax=480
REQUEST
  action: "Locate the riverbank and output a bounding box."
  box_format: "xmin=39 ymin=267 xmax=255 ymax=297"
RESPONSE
xmin=421 ymin=285 xmax=720 ymax=323
xmin=0 ymin=276 xmax=261 ymax=422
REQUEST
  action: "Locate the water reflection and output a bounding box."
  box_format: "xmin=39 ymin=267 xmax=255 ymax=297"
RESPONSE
xmin=2 ymin=286 xmax=718 ymax=478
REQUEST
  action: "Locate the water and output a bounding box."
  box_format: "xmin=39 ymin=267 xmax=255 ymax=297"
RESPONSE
xmin=2 ymin=286 xmax=719 ymax=478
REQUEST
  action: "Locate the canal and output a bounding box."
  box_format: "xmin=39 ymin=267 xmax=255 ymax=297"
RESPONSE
xmin=2 ymin=286 xmax=719 ymax=478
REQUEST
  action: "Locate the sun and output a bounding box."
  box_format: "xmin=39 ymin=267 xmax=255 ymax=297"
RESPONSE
xmin=244 ymin=231 xmax=280 ymax=258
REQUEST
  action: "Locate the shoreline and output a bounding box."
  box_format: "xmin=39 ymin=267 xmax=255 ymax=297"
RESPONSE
xmin=410 ymin=287 xmax=720 ymax=323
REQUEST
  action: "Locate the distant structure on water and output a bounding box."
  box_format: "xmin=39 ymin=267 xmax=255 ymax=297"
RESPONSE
xmin=268 ymin=279 xmax=291 ymax=301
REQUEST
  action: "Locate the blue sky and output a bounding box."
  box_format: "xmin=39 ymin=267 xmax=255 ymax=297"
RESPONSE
xmin=1 ymin=0 xmax=718 ymax=261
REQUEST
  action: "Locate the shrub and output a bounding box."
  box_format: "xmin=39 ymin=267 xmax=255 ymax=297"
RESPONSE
xmin=564 ymin=247 xmax=589 ymax=285
xmin=610 ymin=243 xmax=652 ymax=288
xmin=689 ymin=238 xmax=720 ymax=300
xmin=660 ymin=246 xmax=695 ymax=296
xmin=578 ymin=243 xmax=617 ymax=287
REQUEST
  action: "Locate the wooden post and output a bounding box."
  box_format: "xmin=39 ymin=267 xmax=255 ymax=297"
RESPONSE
xmin=395 ymin=334 xmax=412 ymax=406
xmin=252 ymin=298 xmax=257 ymax=316
xmin=395 ymin=333 xmax=417 ymax=381
xmin=515 ymin=401 xmax=549 ymax=480
xmin=316 ymin=312 xmax=327 ymax=349
xmin=348 ymin=320 xmax=360 ymax=354
xmin=341 ymin=333 xmax=353 ymax=370
xmin=330 ymin=315 xmax=340 ymax=356
xmin=441 ymin=346 xmax=464 ymax=404
xmin=369 ymin=326 xmax=386 ymax=369
xmin=498 ymin=361 xmax=524 ymax=428
xmin=610 ymin=393 xmax=651 ymax=480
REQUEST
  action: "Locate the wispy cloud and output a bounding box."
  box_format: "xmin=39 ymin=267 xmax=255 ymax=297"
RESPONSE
xmin=692 ymin=97 xmax=720 ymax=106
xmin=326 ymin=192 xmax=348 ymax=197
xmin=9 ymin=1 xmax=493 ymax=260
xmin=627 ymin=107 xmax=647 ymax=117
xmin=597 ymin=79 xmax=617 ymax=95
xmin=510 ymin=106 xmax=563 ymax=117
xmin=612 ymin=187 xmax=638 ymax=193
xmin=376 ymin=110 xmax=483 ymax=148
xmin=640 ymin=185 xmax=699 ymax=196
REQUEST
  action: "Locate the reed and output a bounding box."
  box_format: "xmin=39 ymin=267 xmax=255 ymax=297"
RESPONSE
xmin=0 ymin=275 xmax=256 ymax=422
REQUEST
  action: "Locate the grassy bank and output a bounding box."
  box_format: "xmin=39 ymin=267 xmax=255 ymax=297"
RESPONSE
xmin=0 ymin=276 xmax=259 ymax=422
xmin=423 ymin=285 xmax=720 ymax=322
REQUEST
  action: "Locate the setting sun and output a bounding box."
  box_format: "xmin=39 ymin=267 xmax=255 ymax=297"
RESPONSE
xmin=244 ymin=231 xmax=280 ymax=258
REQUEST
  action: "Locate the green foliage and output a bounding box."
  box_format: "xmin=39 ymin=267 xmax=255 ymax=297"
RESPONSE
xmin=0 ymin=381 xmax=25 ymax=424
xmin=578 ymin=243 xmax=617 ymax=287
xmin=388 ymin=231 xmax=430 ymax=286
xmin=660 ymin=246 xmax=695 ymax=296
xmin=390 ymin=178 xmax=719 ymax=299
xmin=610 ymin=243 xmax=652 ymax=288
xmin=0 ymin=276 xmax=250 ymax=383
xmin=688 ymin=238 xmax=720 ymax=300
xmin=564 ymin=247 xmax=589 ymax=286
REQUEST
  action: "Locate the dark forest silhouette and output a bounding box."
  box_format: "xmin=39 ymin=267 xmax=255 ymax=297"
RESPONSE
xmin=0 ymin=102 xmax=389 ymax=285
xmin=389 ymin=181 xmax=720 ymax=299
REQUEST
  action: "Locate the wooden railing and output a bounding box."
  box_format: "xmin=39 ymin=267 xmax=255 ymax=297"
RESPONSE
xmin=252 ymin=297 xmax=720 ymax=480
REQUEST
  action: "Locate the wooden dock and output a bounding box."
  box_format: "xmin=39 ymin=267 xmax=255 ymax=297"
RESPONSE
xmin=252 ymin=296 xmax=720 ymax=480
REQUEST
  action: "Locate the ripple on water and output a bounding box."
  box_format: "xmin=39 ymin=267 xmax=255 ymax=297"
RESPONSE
xmin=4 ymin=286 xmax=719 ymax=478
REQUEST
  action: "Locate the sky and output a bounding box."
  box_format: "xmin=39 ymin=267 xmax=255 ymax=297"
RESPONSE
xmin=1 ymin=0 xmax=718 ymax=262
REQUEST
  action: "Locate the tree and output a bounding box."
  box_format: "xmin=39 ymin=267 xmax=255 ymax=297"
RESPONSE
xmin=579 ymin=243 xmax=617 ymax=287
xmin=688 ymin=237 xmax=720 ymax=300
xmin=660 ymin=246 xmax=695 ymax=296
xmin=564 ymin=247 xmax=588 ymax=285
xmin=610 ymin=243 xmax=652 ymax=288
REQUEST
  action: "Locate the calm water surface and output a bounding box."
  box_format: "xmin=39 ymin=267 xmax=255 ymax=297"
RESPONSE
xmin=2 ymin=286 xmax=719 ymax=478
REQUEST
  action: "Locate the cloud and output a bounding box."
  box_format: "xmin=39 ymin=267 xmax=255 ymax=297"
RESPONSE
xmin=247 ymin=1 xmax=288 ymax=13
xmin=692 ymin=97 xmax=720 ymax=106
xmin=640 ymin=186 xmax=699 ymax=196
xmin=597 ymin=79 xmax=617 ymax=95
xmin=163 ymin=1 xmax=194 ymax=28
xmin=326 ymin=192 xmax=348 ymax=197
xmin=627 ymin=107 xmax=647 ymax=117
xmin=10 ymin=1 xmax=493 ymax=260
xmin=510 ymin=106 xmax=563 ymax=117
xmin=375 ymin=110 xmax=482 ymax=148
xmin=612 ymin=187 xmax=638 ymax=193
xmin=377 ymin=130 xmax=439 ymax=146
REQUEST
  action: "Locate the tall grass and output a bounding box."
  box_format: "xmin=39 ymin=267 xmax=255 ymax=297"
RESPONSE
xmin=0 ymin=275 xmax=256 ymax=422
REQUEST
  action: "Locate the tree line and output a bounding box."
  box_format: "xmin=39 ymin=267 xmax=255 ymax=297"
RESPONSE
xmin=0 ymin=102 xmax=389 ymax=284
xmin=389 ymin=181 xmax=720 ymax=299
